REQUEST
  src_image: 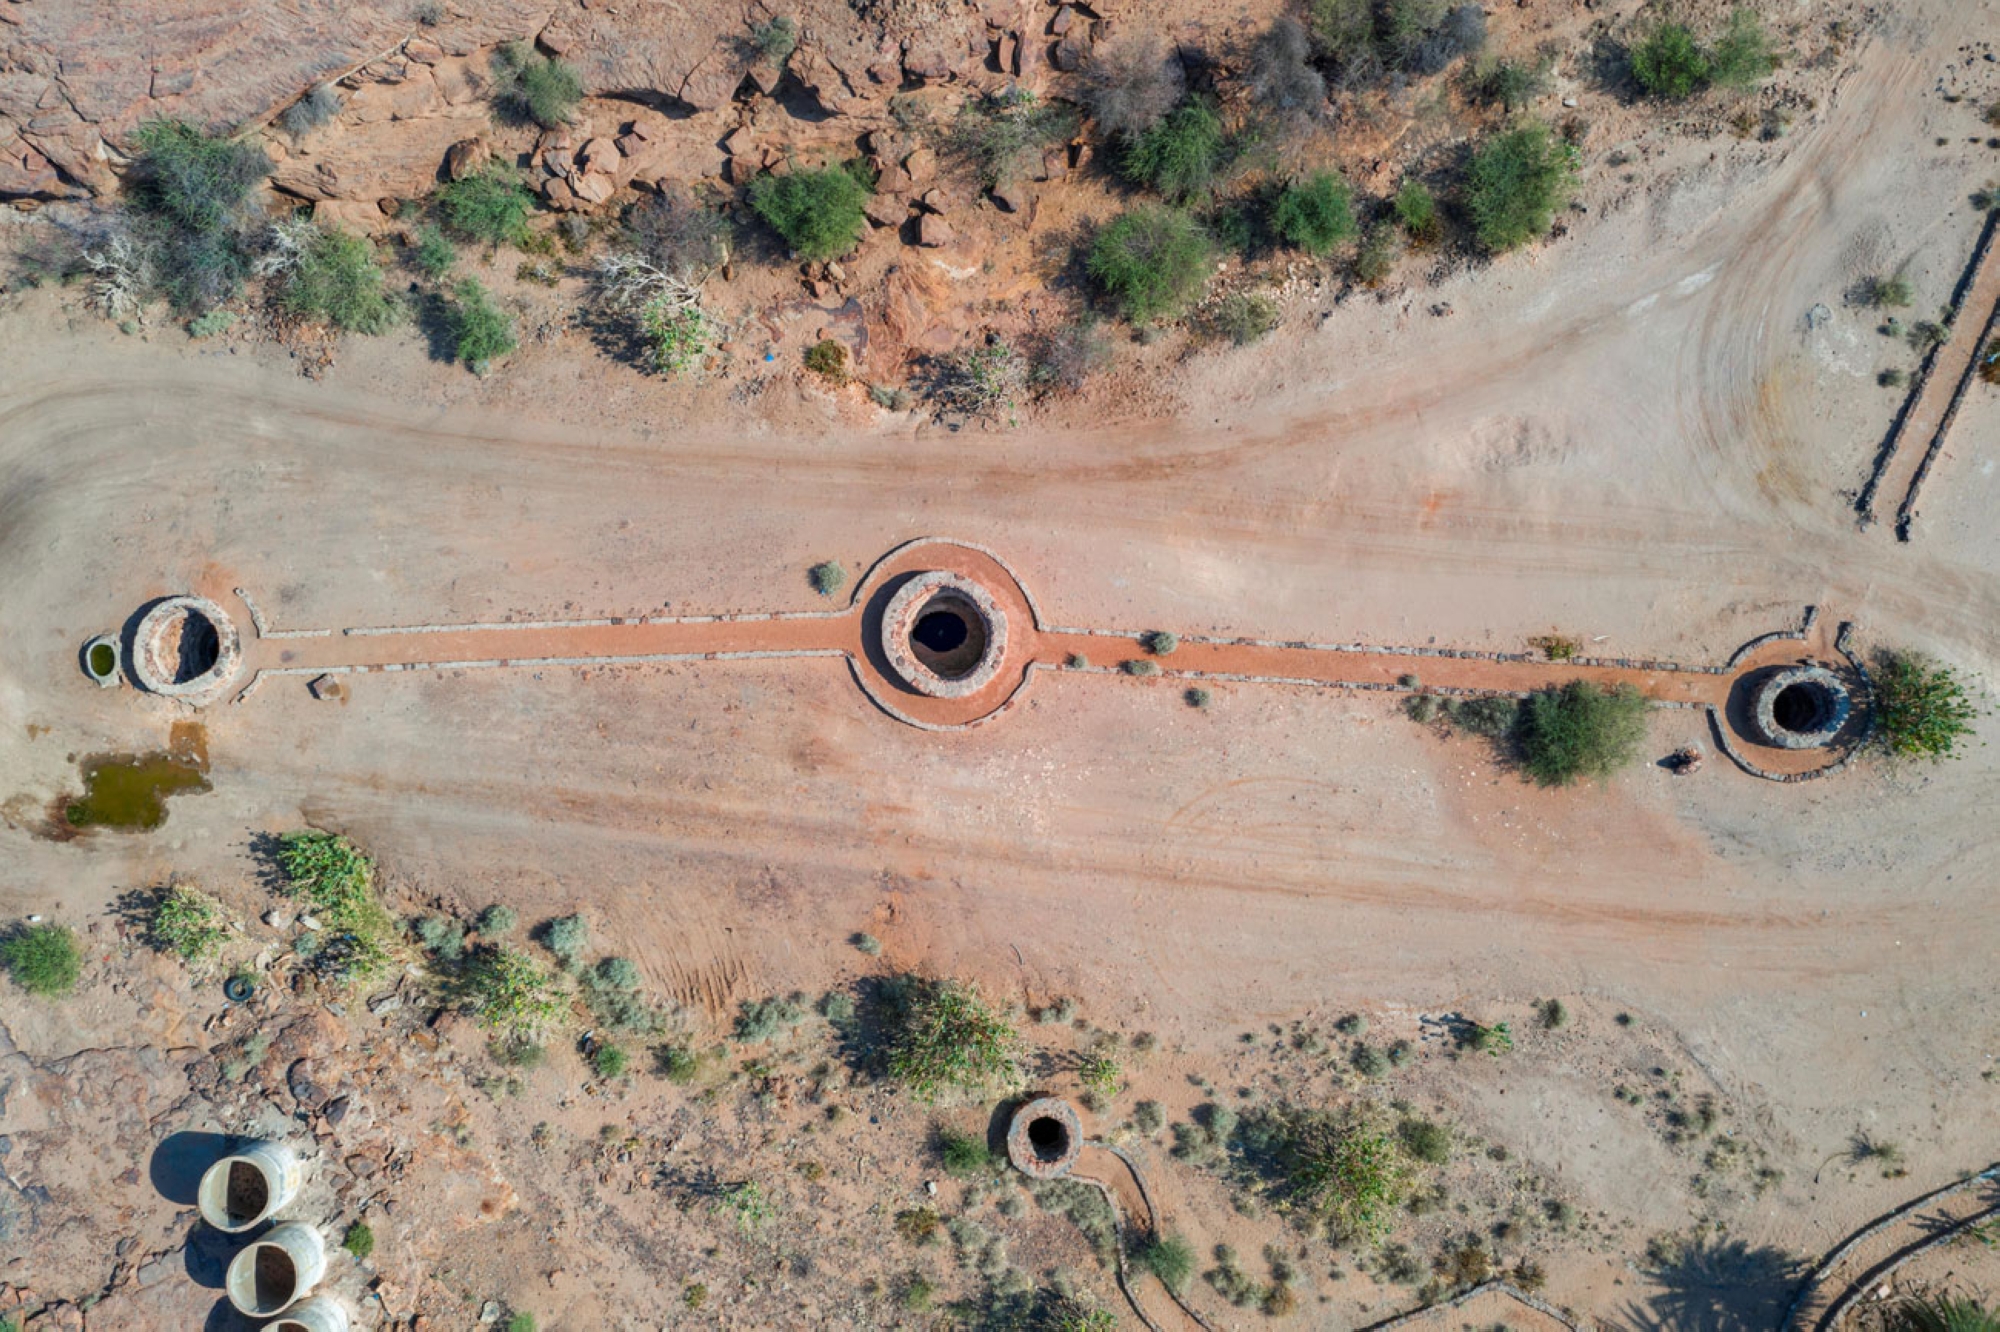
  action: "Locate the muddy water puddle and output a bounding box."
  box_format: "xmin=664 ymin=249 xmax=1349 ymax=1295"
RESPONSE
xmin=58 ymin=722 xmax=211 ymax=833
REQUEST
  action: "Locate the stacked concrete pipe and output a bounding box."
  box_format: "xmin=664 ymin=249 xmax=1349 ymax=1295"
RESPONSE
xmin=268 ymin=1293 xmax=351 ymax=1332
xmin=191 ymin=1139 xmax=349 ymax=1324
xmin=225 ymin=1221 xmax=327 ymax=1317
xmin=197 ymin=1140 xmax=303 ymax=1232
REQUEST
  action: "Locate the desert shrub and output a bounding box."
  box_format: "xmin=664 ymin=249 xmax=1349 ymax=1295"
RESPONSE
xmin=1122 ymin=659 xmax=1162 ymax=677
xmin=948 ymin=89 xmax=1076 ymax=190
xmin=1269 ymin=1109 xmax=1411 ymax=1243
xmin=1466 ymin=1020 xmax=1513 ymax=1055
xmin=1386 ymin=1038 xmax=1414 ymax=1067
xmin=1134 ymin=1100 xmax=1166 ymax=1133
xmin=750 ymin=16 xmax=799 ymax=62
xmin=1083 ymin=33 xmax=1185 ymax=140
xmin=342 ymin=1220 xmax=375 ymax=1259
xmin=819 ymin=991 xmax=857 ymax=1025
xmin=883 ymin=976 xmax=1021 ymax=1100
xmin=1464 ymin=122 xmax=1576 ymax=253
xmin=445 ymin=278 xmax=516 ymax=371
xmin=2 ymin=924 xmax=81 ymax=997
xmin=414 ymin=0 xmax=444 ymax=24
xmin=1890 ymin=1293 xmax=2000 ymax=1332
xmin=1351 ymin=1044 xmax=1389 ymax=1077
xmin=1515 ymin=680 xmax=1647 ymax=785
xmin=938 ymin=1127 xmax=995 ymax=1176
xmin=414 ymin=915 xmax=467 ymax=962
xmin=594 ymin=956 xmax=640 ymax=990
xmin=638 ymin=298 xmax=708 ymax=376
xmin=492 ymin=1036 xmax=546 ymax=1068
xmin=149 ymin=884 xmax=230 ymax=963
xmin=1539 ymin=997 xmax=1569 ymax=1028
xmin=1975 ymin=182 xmax=2000 ymax=213
xmin=1444 ymin=694 xmax=1517 ymax=737
xmin=1981 ymin=339 xmax=2000 ymax=386
xmin=1397 ymin=1117 xmax=1450 ymax=1163
xmin=124 ymin=121 xmax=268 ymax=312
xmin=1879 ymin=367 xmax=1909 ymax=388
xmin=1353 ymin=225 xmax=1400 ymax=286
xmin=457 ymin=946 xmax=568 ymax=1035
xmin=1474 ymin=55 xmax=1550 ymax=111
xmin=412 ymin=225 xmax=455 ymax=279
xmin=1271 ymin=172 xmax=1356 ymax=255
xmin=1864 ymin=274 xmax=1913 ymax=307
xmin=505 ymin=1314 xmax=536 ymax=1332
xmin=1406 ymin=4 xmax=1486 ymax=75
xmin=274 ymin=224 xmax=395 ymax=333
xmin=1631 ymin=22 xmax=1711 ymax=100
xmin=935 ymin=335 xmax=1028 ymax=417
xmin=805 ymin=338 xmax=848 ymax=380
xmin=1033 ymin=317 xmax=1113 ymax=393
xmin=1380 ymin=0 xmax=1447 ymax=64
xmin=592 ymin=1042 xmax=629 ymax=1079
xmin=538 ymin=913 xmax=589 ymax=966
xmin=1122 ymin=101 xmax=1229 ymax=202
xmin=1871 ymin=652 xmax=1980 ymax=761
xmin=749 ymin=166 xmax=871 ymax=261
xmin=276 ymin=831 xmax=394 ymax=981
xmin=1405 ymin=693 xmax=1440 ymax=723
xmin=1136 ymin=1232 xmax=1196 ymax=1293
xmin=896 ymin=1206 xmax=942 ymax=1245
xmin=1142 ymin=630 xmax=1180 ymax=655
xmin=1088 ymin=205 xmax=1212 ymax=323
xmin=280 ymin=85 xmax=343 ymax=138
xmin=735 ymin=994 xmax=809 ymax=1042
xmin=1308 ymin=0 xmax=1377 ymax=68
xmin=1394 ymin=178 xmax=1442 ymax=243
xmin=655 ymin=1044 xmax=700 ymax=1083
xmin=1907 ymin=319 xmax=1948 ymax=353
xmin=623 ymin=188 xmax=730 ymax=276
xmin=1247 ymin=17 xmax=1326 ymax=123
xmin=438 ymin=168 xmax=534 ymax=245
xmin=1207 ymin=292 xmax=1278 ymax=345
xmin=810 ymin=560 xmax=847 ymax=596
xmin=1709 ymin=8 xmax=1775 ymax=90
xmin=477 ymin=904 xmax=519 ymax=936
xmin=853 ymin=931 xmax=882 ymax=955
xmin=494 ymin=41 xmax=582 ymax=128
xmin=1185 ymin=686 xmax=1212 ymax=709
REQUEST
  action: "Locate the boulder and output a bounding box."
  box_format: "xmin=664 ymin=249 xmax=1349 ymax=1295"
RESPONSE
xmin=543 ymin=175 xmax=580 ymax=210
xmin=580 ymin=136 xmax=621 ymax=172
xmin=903 ymin=146 xmax=936 ymax=184
xmin=571 ymin=171 xmax=617 ymax=205
xmin=443 ymin=137 xmax=489 ymax=181
xmin=864 ymin=194 xmax=909 ymax=227
xmin=918 ymin=213 xmax=954 ymax=246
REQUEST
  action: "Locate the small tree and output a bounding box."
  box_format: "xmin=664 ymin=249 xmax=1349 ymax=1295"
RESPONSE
xmin=438 ymin=168 xmax=535 ymax=245
xmin=749 ymin=165 xmax=871 ymax=261
xmin=494 ymin=41 xmax=583 ymax=128
xmin=1871 ymin=652 xmax=1979 ymax=761
xmin=1082 ymin=33 xmax=1185 ymax=139
xmin=1122 ymin=101 xmax=1229 ymax=202
xmin=1708 ymin=9 xmax=1775 ymax=90
xmin=1308 ymin=0 xmax=1377 ymax=68
xmin=124 ymin=120 xmax=269 ymax=313
xmin=1270 ymin=172 xmax=1357 ymax=255
xmin=2 ymin=924 xmax=82 ymax=997
xmin=1208 ymin=292 xmax=1278 ymax=345
xmin=1515 ymin=680 xmax=1648 ymax=786
xmin=1088 ymin=205 xmax=1212 ymax=324
xmin=1394 ymin=179 xmax=1442 ymax=244
xmin=884 ymin=977 xmax=1021 ymax=1101
xmin=935 ymin=335 xmax=1029 ymax=418
xmin=445 ymin=278 xmax=516 ymax=371
xmin=1463 ymin=122 xmax=1576 ymax=253
xmin=1631 ymin=22 xmax=1712 ymax=100
xmin=269 ymin=223 xmax=396 ymax=333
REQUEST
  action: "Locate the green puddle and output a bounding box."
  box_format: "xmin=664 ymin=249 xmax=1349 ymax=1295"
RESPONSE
xmin=87 ymin=642 xmax=116 ymax=677
xmin=63 ymin=724 xmax=211 ymax=831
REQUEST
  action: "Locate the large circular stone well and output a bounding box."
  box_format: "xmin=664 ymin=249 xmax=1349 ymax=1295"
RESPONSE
xmin=879 ymin=571 xmax=1009 ymax=699
xmin=130 ymin=595 xmax=242 ymax=704
xmin=1751 ymin=665 xmax=1851 ymax=749
xmin=1005 ymin=1097 xmax=1082 ymax=1180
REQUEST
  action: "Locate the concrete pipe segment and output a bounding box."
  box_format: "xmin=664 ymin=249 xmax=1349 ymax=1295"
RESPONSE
xmin=129 ymin=593 xmax=242 ymax=704
xmin=197 ymin=1139 xmax=304 ymax=1233
xmin=1005 ymin=1097 xmax=1083 ymax=1179
xmin=269 ymin=1294 xmax=351 ymax=1332
xmin=226 ymin=1220 xmax=327 ymax=1317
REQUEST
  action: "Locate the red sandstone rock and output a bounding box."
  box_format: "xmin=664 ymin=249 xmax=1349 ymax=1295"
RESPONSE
xmin=919 ymin=213 xmax=954 ymax=246
xmin=443 ymin=137 xmax=488 ymax=181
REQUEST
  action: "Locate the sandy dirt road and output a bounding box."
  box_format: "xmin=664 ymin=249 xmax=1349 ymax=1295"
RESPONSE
xmin=1 ymin=7 xmax=1998 ymax=1324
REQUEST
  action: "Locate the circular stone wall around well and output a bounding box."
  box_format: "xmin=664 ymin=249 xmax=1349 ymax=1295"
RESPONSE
xmin=1005 ymin=1097 xmax=1082 ymax=1180
xmin=1752 ymin=665 xmax=1851 ymax=749
xmin=880 ymin=571 xmax=1009 ymax=699
xmin=130 ymin=595 xmax=242 ymax=704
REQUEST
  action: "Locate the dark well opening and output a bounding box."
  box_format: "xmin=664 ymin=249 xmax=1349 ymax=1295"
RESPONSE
xmin=226 ymin=1161 xmax=269 ymax=1224
xmin=253 ymin=1245 xmax=297 ymax=1310
xmin=159 ymin=609 xmax=221 ymax=683
xmin=1026 ymin=1116 xmax=1070 ymax=1162
xmin=908 ymin=593 xmax=988 ymax=679
xmin=1772 ymin=683 xmax=1827 ymax=733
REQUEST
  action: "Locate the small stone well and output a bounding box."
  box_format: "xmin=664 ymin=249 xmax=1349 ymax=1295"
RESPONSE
xmin=880 ymin=571 xmax=1008 ymax=699
xmin=130 ymin=595 xmax=242 ymax=704
xmin=1752 ymin=665 xmax=1852 ymax=749
xmin=82 ymin=634 xmax=121 ymax=688
xmin=1005 ymin=1097 xmax=1082 ymax=1180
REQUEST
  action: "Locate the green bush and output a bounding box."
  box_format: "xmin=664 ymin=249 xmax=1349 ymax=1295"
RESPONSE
xmin=639 ymin=298 xmax=708 ymax=376
xmin=748 ymin=166 xmax=871 ymax=261
xmin=1464 ymin=123 xmax=1576 ymax=253
xmin=126 ymin=120 xmax=268 ymax=312
xmin=1865 ymin=274 xmax=1914 ymax=308
xmin=1271 ymin=171 xmax=1357 ymax=255
xmin=592 ymin=1042 xmax=629 ymax=1079
xmin=457 ymin=945 xmax=568 ymax=1036
xmin=1397 ymin=1117 xmax=1450 ymax=1164
xmin=414 ymin=915 xmax=466 ymax=962
xmin=1515 ymin=680 xmax=1647 ymax=786
xmin=884 ymin=977 xmax=1021 ymax=1100
xmin=276 ymin=831 xmax=394 ymax=982
xmin=1890 ymin=1293 xmax=2000 ymax=1332
xmin=809 ymin=560 xmax=847 ymax=597
xmin=149 ymin=884 xmax=230 ymax=964
xmin=1211 ymin=291 xmax=1279 ymax=346
xmin=937 ymin=1126 xmax=995 ymax=1176
xmin=1136 ymin=1232 xmax=1196 ymax=1293
xmin=1272 ymin=1109 xmax=1411 ymax=1243
xmin=1871 ymin=652 xmax=1979 ymax=761
xmin=750 ymin=16 xmax=799 ymax=62
xmin=1141 ymin=630 xmax=1179 ymax=656
xmin=3 ymin=924 xmax=82 ymax=997
xmin=804 ymin=337 xmax=847 ymax=380
xmin=538 ymin=913 xmax=588 ymax=966
xmin=735 ymin=994 xmax=809 ymax=1042
xmin=948 ymin=89 xmax=1077 ymax=190
xmin=1394 ymin=179 xmax=1441 ymax=243
xmin=506 ymin=1314 xmax=537 ymax=1332
xmin=494 ymin=41 xmax=583 ymax=128
xmin=1122 ymin=658 xmax=1162 ymax=677
xmin=1708 ymin=9 xmax=1775 ymax=90
xmin=1474 ymin=56 xmax=1551 ymax=111
xmin=656 ymin=1044 xmax=700 ymax=1083
xmin=445 ymin=278 xmax=516 ymax=371
xmin=1631 ymin=22 xmax=1711 ymax=100
xmin=1088 ymin=205 xmax=1212 ymax=324
xmin=476 ymin=904 xmax=519 ymax=936
xmin=412 ymin=225 xmax=455 ymax=279
xmin=342 ymin=1220 xmax=375 ymax=1259
xmin=1444 ymin=694 xmax=1518 ymax=737
xmin=1122 ymin=101 xmax=1229 ymax=202
xmin=187 ymin=309 xmax=237 ymax=338
xmin=279 ymin=225 xmax=395 ymax=333
xmin=438 ymin=169 xmax=535 ymax=245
